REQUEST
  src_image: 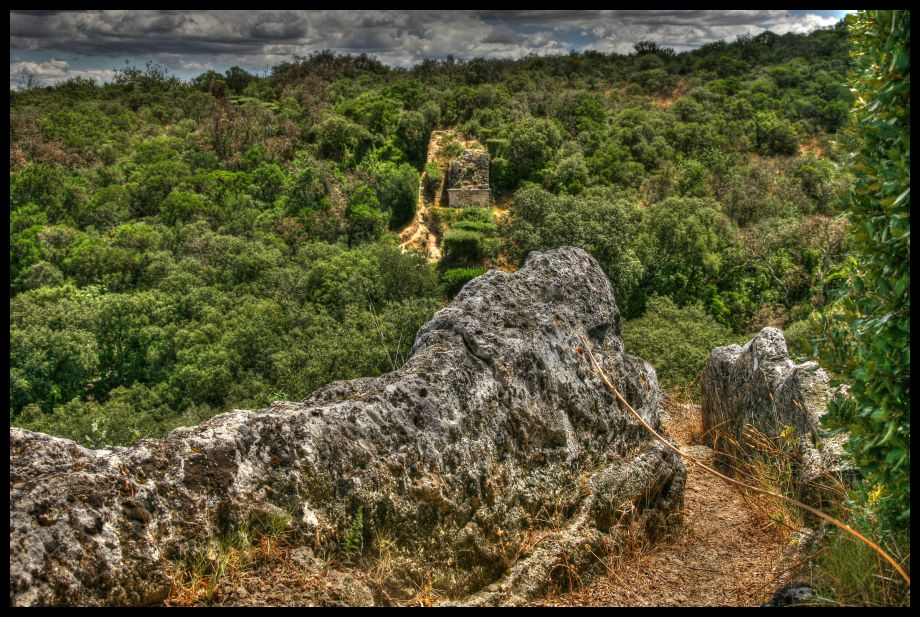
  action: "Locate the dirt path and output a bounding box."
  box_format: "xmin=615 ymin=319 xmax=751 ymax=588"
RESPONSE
xmin=539 ymin=400 xmax=789 ymax=607
xmin=399 ymin=130 xmax=448 ymax=261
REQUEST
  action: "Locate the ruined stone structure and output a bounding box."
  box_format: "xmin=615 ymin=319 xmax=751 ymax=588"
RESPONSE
xmin=447 ymin=149 xmax=491 ymax=207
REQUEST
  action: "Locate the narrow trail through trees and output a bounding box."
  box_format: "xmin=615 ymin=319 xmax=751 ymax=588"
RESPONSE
xmin=399 ymin=129 xmax=447 ymax=261
xmin=540 ymin=400 xmax=790 ymax=607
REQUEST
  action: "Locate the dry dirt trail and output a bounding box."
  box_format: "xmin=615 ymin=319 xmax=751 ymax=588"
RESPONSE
xmin=539 ymin=400 xmax=789 ymax=607
xmin=398 ymin=129 xmax=448 ymax=261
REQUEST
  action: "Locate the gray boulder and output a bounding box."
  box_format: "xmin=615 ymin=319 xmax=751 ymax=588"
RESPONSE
xmin=762 ymin=584 xmax=817 ymax=607
xmin=10 ymin=246 xmax=685 ymax=606
xmin=700 ymin=327 xmax=850 ymax=490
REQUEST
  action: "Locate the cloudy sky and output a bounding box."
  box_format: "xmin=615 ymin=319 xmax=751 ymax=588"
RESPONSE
xmin=10 ymin=10 xmax=850 ymax=88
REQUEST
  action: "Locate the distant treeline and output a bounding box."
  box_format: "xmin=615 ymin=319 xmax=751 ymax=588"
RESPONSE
xmin=10 ymin=23 xmax=852 ymax=445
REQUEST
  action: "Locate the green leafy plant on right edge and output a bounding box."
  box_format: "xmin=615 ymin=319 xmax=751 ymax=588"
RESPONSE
xmin=819 ymin=10 xmax=910 ymax=532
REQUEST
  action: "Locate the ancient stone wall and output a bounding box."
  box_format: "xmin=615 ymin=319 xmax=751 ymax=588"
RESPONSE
xmin=448 ymin=188 xmax=492 ymax=207
xmin=447 ymin=149 xmax=491 ymax=207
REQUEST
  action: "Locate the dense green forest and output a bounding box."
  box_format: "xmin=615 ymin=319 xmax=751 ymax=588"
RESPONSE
xmin=10 ymin=25 xmax=854 ymax=447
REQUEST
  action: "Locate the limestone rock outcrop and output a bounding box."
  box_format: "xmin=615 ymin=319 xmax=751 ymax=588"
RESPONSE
xmin=10 ymin=246 xmax=685 ymax=607
xmin=701 ymin=327 xmax=851 ymax=491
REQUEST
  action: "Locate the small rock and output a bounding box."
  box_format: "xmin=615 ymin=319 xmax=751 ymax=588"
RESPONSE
xmin=290 ymin=547 xmax=322 ymax=571
xmin=680 ymin=445 xmax=714 ymax=461
xmin=327 ymin=572 xmax=375 ymax=607
xmin=762 ymin=584 xmax=816 ymax=607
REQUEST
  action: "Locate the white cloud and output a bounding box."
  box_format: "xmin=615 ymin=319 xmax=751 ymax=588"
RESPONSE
xmin=9 ymin=10 xmax=845 ymax=79
xmin=9 ymin=57 xmax=115 ymax=88
xmin=766 ymin=13 xmax=839 ymax=35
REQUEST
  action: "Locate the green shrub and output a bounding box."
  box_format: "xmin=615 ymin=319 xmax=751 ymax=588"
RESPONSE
xmin=451 ymin=220 xmax=497 ymax=234
xmin=784 ymin=318 xmax=818 ymax=360
xmin=442 ymin=142 xmax=464 ymax=158
xmin=622 ymin=296 xmax=738 ymax=391
xmin=438 ymin=208 xmax=498 ymax=267
xmin=442 ymin=228 xmax=484 ymax=264
xmin=457 ymin=207 xmax=493 ymax=224
xmin=346 ymin=185 xmax=386 ymax=244
xmin=752 ymin=111 xmax=799 ymax=156
xmin=819 ymin=10 xmax=911 ymax=530
xmin=441 ymin=267 xmax=487 ymax=298
xmin=159 ymin=190 xmax=207 ymax=225
xmin=424 ymin=163 xmax=442 ymax=196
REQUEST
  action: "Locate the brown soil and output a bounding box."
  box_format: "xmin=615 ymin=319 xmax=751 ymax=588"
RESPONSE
xmin=653 ymin=77 xmax=690 ymax=110
xmin=537 ymin=399 xmax=789 ymax=607
xmin=798 ymin=137 xmax=827 ymax=157
xmin=398 ymin=129 xmax=449 ymax=261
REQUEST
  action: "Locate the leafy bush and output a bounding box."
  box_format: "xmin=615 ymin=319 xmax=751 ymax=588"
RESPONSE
xmin=442 ymin=141 xmax=464 ymax=158
xmin=424 ymin=163 xmax=442 ymax=196
xmin=442 ymin=228 xmax=485 ymax=264
xmin=456 ymin=207 xmax=494 ymax=224
xmin=643 ymin=196 xmax=738 ymax=313
xmin=441 ymin=267 xmax=487 ymax=298
xmin=819 ymin=10 xmax=911 ymax=529
xmin=440 ymin=208 xmax=498 ymax=267
xmin=784 ymin=318 xmax=818 ymax=360
xmin=752 ymin=111 xmax=799 ymax=156
xmin=346 ymin=185 xmax=385 ymax=243
xmin=159 ymin=190 xmax=207 ymax=225
xmin=315 ymin=114 xmax=373 ymax=165
xmin=451 ymin=220 xmax=497 ymax=234
xmin=376 ymin=162 xmax=418 ymax=230
xmin=622 ymin=296 xmax=737 ymax=390
xmin=506 ymin=117 xmax=563 ymax=183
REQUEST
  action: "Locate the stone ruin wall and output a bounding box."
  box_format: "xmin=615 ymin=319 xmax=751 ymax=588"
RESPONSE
xmin=447 ymin=149 xmax=491 ymax=207
xmin=448 ymin=188 xmax=492 ymax=207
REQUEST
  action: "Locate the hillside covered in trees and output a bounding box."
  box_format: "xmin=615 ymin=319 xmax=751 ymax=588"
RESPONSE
xmin=10 ymin=9 xmax=914 ymax=606
xmin=10 ymin=26 xmax=853 ymax=446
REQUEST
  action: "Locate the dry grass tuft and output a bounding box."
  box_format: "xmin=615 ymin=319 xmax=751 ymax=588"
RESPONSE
xmin=165 ymin=513 xmax=299 ymax=606
xmin=685 ymin=403 xmax=910 ymax=607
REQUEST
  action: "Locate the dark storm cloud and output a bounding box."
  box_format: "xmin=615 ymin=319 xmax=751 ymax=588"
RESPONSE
xmin=9 ymin=10 xmax=842 ymax=86
xmin=482 ymin=25 xmax=518 ymax=45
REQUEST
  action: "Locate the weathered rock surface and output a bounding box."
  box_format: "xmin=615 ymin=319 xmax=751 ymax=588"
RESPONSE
xmin=10 ymin=246 xmax=685 ymax=607
xmin=700 ymin=327 xmax=850 ymax=490
xmin=762 ymin=584 xmax=817 ymax=607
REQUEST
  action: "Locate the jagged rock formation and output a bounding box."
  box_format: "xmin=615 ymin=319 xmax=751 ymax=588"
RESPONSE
xmin=700 ymin=327 xmax=850 ymax=492
xmin=10 ymin=246 xmax=685 ymax=607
